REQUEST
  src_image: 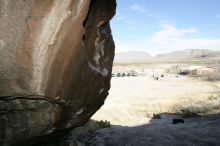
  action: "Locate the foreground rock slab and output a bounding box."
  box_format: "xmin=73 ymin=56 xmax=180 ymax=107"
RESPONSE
xmin=0 ymin=0 xmax=116 ymax=145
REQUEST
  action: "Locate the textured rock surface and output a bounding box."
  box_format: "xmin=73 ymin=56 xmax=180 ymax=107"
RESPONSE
xmin=0 ymin=0 xmax=116 ymax=145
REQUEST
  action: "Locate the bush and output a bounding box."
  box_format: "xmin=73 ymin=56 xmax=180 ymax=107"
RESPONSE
xmin=179 ymin=108 xmax=200 ymax=118
xmin=96 ymin=120 xmax=111 ymax=128
xmin=152 ymin=113 xmax=161 ymax=119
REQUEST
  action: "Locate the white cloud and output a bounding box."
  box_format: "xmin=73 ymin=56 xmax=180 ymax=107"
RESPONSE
xmin=148 ymin=24 xmax=198 ymax=46
xmin=115 ymin=24 xmax=220 ymax=56
xmin=130 ymin=4 xmax=146 ymax=13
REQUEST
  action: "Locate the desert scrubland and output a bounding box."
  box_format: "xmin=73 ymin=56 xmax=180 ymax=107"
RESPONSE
xmin=93 ymin=57 xmax=220 ymax=124
xmin=80 ymin=56 xmax=220 ymax=145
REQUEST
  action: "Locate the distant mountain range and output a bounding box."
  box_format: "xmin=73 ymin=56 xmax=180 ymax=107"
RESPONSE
xmin=155 ymin=49 xmax=220 ymax=59
xmin=115 ymin=49 xmax=220 ymax=61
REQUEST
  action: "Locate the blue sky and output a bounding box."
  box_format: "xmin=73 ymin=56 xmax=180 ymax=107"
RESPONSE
xmin=111 ymin=0 xmax=220 ymax=55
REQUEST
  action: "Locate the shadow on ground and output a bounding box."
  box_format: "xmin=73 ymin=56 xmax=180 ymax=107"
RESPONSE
xmin=85 ymin=113 xmax=220 ymax=146
xmin=19 ymin=113 xmax=220 ymax=146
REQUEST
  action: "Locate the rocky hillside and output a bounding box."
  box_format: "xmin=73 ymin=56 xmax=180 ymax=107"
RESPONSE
xmin=155 ymin=49 xmax=220 ymax=59
xmin=114 ymin=49 xmax=220 ymax=62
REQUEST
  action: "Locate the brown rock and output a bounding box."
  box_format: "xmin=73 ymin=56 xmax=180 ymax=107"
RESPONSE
xmin=0 ymin=0 xmax=116 ymax=145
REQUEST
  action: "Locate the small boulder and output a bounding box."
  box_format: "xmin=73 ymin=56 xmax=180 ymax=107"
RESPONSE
xmin=122 ymin=73 xmax=126 ymax=77
xmin=117 ymin=73 xmax=121 ymax=77
xmin=172 ymin=119 xmax=184 ymax=124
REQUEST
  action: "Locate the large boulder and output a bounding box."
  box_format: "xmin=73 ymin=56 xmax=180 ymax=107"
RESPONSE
xmin=0 ymin=0 xmax=116 ymax=145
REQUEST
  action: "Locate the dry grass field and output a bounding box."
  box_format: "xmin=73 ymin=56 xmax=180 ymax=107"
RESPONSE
xmin=80 ymin=58 xmax=220 ymax=145
xmin=92 ymin=75 xmax=220 ymax=125
xmin=92 ymin=58 xmax=220 ymax=125
xmin=74 ymin=58 xmax=220 ymax=145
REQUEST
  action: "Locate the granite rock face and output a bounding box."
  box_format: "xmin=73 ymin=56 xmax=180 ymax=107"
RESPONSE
xmin=0 ymin=0 xmax=116 ymax=145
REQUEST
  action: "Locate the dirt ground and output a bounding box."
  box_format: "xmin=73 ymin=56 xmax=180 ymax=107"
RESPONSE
xmin=86 ymin=63 xmax=220 ymax=145
xmin=92 ymin=76 xmax=220 ymax=125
